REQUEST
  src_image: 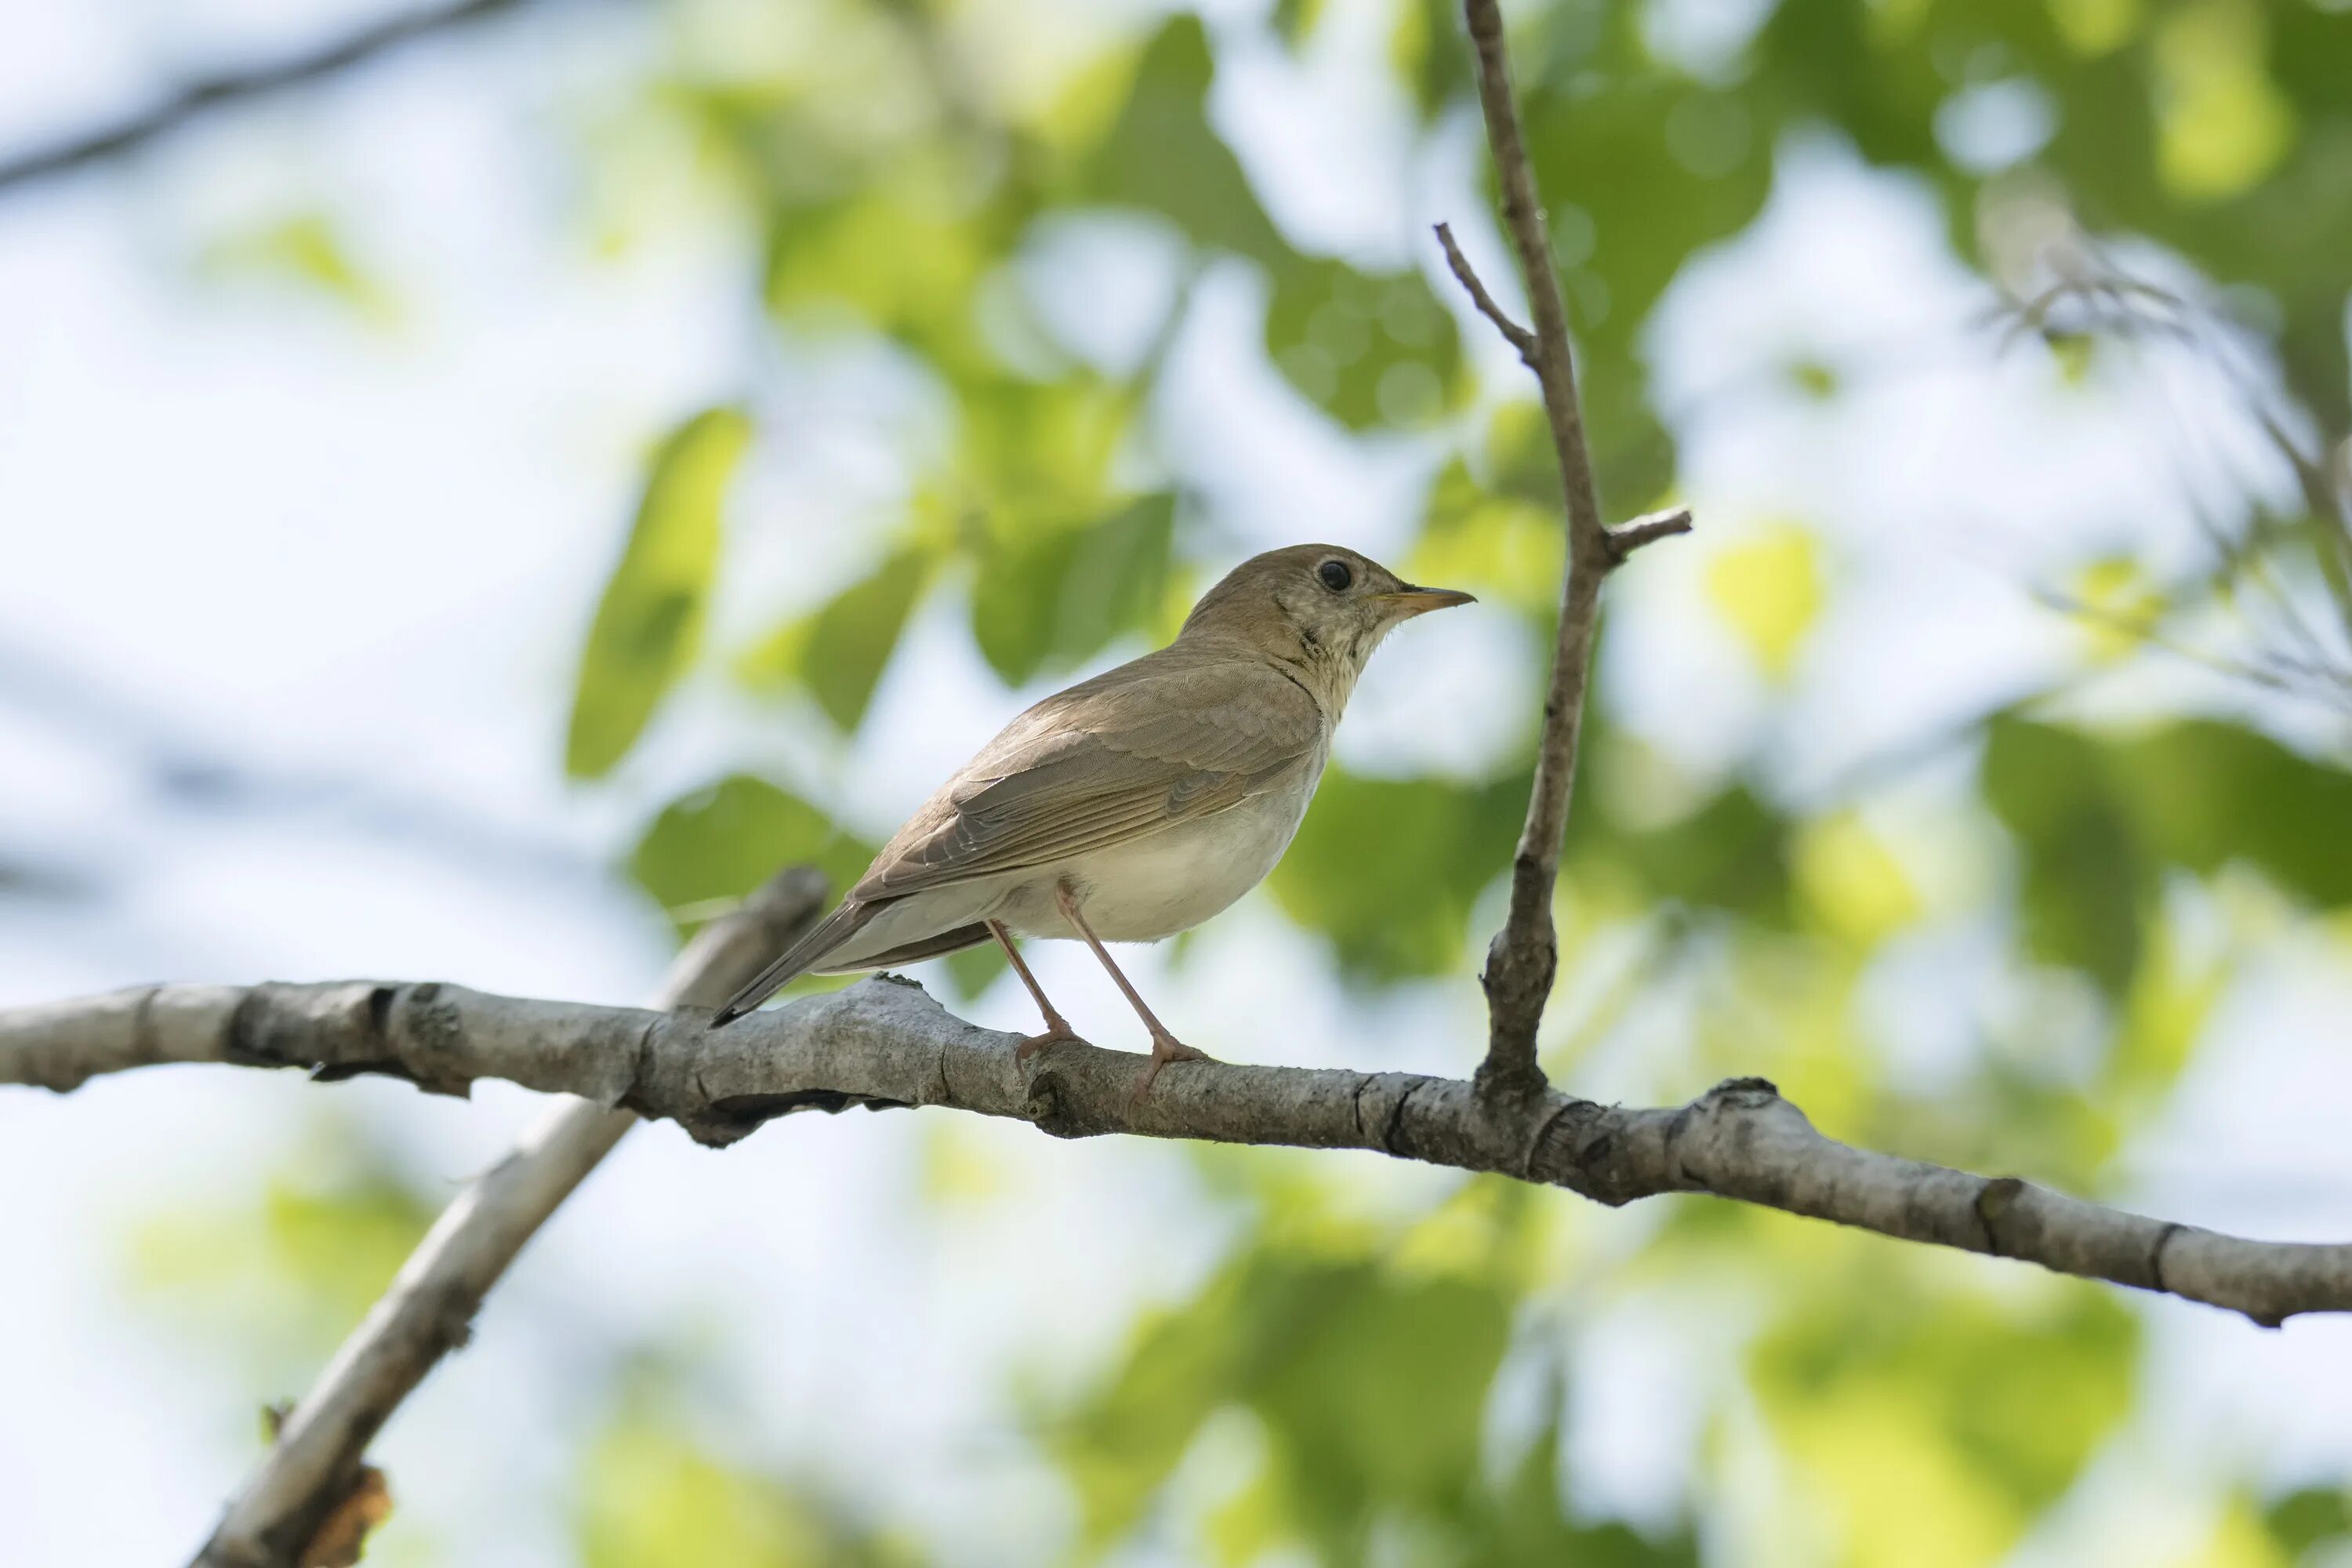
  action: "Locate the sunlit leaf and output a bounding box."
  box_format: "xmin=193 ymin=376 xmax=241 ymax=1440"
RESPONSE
xmin=1792 ymin=810 xmax=1922 ymax=947
xmin=566 ymin=408 xmax=752 ymax=779
xmin=2152 ymin=0 xmax=2296 ymax=201
xmin=630 ymin=775 xmax=873 ymax=939
xmin=764 ymin=180 xmax=994 ymax=368
xmin=1392 ymin=0 xmax=1472 ymax=122
xmin=739 ymin=550 xmax=934 ymax=733
xmin=1704 ymin=522 xmax=1825 ymax=680
xmin=1073 ymin=15 xmax=1287 ymax=267
xmin=1410 ymin=457 xmax=1566 ymax=614
xmin=1755 ymin=1279 xmax=2138 ymax=1565
xmin=971 ymin=492 xmax=1175 ymax=684
xmin=577 ymin=1394 xmax=916 ymax=1568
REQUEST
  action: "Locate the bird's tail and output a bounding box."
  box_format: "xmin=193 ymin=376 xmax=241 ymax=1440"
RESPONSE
xmin=710 ymin=901 xmax=876 ymax=1025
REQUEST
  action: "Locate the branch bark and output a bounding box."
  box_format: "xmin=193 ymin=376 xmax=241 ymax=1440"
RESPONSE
xmin=133 ymin=867 xmax=829 ymax=1568
xmin=0 ymin=0 xmax=561 ymax=195
xmin=9 ymin=972 xmax=2350 ymax=1330
xmin=1445 ymin=0 xmax=1690 ymax=1107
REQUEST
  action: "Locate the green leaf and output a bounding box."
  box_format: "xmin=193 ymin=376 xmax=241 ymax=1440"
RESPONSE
xmin=1054 ymin=1260 xmax=1259 ymax=1548
xmin=1244 ymin=1264 xmax=1512 ymax=1545
xmin=1471 ymin=1412 xmax=1700 ymax=1567
xmin=970 ymin=493 xmax=1176 ymax=684
xmin=1392 ymin=0 xmax=1472 ymax=122
xmin=577 ymin=1392 xmax=920 ymax=1568
xmin=1983 ymin=718 xmax=2151 ymax=993
xmin=1984 ymin=716 xmax=2352 ymax=993
xmin=763 ymin=180 xmax=994 ymax=372
xmin=1754 ymin=1280 xmax=2138 ymax=1565
xmin=2267 ymin=1485 xmax=2352 ymax=1555
xmin=1270 ymin=768 xmax=1527 ymax=981
xmin=1271 ymin=0 xmax=1327 ymax=48
xmin=565 ymin=408 xmax=752 ymax=779
xmin=1263 ymin=256 xmax=1468 ymax=430
xmin=124 ymin=1127 xmax=436 ymax=1380
xmin=739 ymin=550 xmax=934 ymax=734
xmin=630 ymin=775 xmax=873 ymax=939
xmin=1055 ymin=1246 xmax=1515 ymax=1554
xmin=1075 ymin=16 xmax=1288 ymax=267
xmin=2113 ymin=720 xmax=2352 ymax=904
xmin=1610 ymin=784 xmax=1797 ymax=921
xmin=940 ymin=938 xmax=1009 ymax=1003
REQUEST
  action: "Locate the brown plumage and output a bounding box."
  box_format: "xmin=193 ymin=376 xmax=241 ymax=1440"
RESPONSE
xmin=712 ymin=543 xmax=1473 ymax=1094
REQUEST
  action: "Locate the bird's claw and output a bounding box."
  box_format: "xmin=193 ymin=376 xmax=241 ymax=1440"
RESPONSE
xmin=1015 ymin=1023 xmax=1084 ymax=1065
xmin=1129 ymin=1034 xmax=1214 ymax=1105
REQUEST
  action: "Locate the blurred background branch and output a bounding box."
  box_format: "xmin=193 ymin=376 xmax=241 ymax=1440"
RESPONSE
xmin=188 ymin=866 xmax=828 ymax=1568
xmin=0 ymin=0 xmax=575 ymax=194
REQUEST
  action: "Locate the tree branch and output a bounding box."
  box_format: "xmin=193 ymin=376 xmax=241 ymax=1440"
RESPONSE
xmin=1433 ymin=220 xmax=1536 ymax=363
xmin=1445 ymin=0 xmax=1685 ymax=1108
xmin=0 ymin=0 xmax=559 ymax=195
xmin=151 ymin=867 xmax=829 ymax=1568
xmin=9 ymin=974 xmax=2350 ymax=1329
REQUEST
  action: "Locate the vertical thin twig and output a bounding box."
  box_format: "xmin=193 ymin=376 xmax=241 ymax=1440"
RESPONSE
xmin=190 ymin=867 xmax=829 ymax=1568
xmin=1446 ymin=0 xmax=1690 ymax=1105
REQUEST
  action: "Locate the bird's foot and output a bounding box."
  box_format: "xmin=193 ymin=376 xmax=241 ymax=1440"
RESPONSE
xmin=1014 ymin=1021 xmax=1085 ymax=1065
xmin=1129 ymin=1033 xmax=1215 ymax=1104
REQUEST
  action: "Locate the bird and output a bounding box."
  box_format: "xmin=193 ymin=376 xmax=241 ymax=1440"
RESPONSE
xmin=710 ymin=543 xmax=1474 ymax=1096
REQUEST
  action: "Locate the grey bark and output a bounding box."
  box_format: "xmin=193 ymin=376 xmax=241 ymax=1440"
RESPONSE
xmin=9 ymin=967 xmax=2347 ymax=1330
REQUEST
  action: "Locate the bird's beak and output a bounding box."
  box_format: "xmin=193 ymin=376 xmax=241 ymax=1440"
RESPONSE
xmin=1377 ymin=585 xmax=1478 ymax=619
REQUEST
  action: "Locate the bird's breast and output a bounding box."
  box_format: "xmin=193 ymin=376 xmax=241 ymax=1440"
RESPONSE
xmin=1011 ymin=766 xmax=1321 ymax=944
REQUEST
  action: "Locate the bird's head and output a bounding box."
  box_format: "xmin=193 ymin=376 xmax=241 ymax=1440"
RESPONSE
xmin=1177 ymin=543 xmax=1475 ymax=711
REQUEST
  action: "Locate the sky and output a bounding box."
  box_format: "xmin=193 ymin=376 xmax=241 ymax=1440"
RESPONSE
xmin=2 ymin=2 xmax=2350 ymax=1566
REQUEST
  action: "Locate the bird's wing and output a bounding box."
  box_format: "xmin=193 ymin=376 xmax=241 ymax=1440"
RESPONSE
xmin=852 ymin=655 xmax=1325 ymax=902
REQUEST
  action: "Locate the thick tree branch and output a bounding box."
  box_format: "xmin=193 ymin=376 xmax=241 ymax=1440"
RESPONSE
xmin=1446 ymin=0 xmax=1685 ymax=1107
xmin=9 ymin=975 xmax=2350 ymax=1329
xmin=0 ymin=0 xmax=558 ymax=195
xmin=158 ymin=868 xmax=829 ymax=1568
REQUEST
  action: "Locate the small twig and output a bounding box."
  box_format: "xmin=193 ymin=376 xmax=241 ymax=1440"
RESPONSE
xmin=1433 ymin=221 xmax=1537 ymax=362
xmin=1606 ymin=506 xmax=1694 ymax=561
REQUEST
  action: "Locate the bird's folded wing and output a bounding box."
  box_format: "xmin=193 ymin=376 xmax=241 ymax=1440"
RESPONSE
xmin=853 ymin=659 xmax=1323 ymax=902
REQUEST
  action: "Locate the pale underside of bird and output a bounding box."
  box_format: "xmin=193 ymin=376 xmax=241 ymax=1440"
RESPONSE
xmin=712 ymin=543 xmax=1473 ymax=1095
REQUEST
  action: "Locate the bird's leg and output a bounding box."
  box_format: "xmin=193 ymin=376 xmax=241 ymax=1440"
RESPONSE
xmin=1053 ymin=882 xmax=1213 ymax=1099
xmin=991 ymin=920 xmax=1083 ymax=1064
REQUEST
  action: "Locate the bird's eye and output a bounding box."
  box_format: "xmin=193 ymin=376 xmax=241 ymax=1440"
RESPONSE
xmin=1317 ymin=559 xmax=1353 ymax=592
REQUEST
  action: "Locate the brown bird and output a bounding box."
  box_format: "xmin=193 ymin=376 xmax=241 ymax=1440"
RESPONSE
xmin=712 ymin=543 xmax=1474 ymax=1094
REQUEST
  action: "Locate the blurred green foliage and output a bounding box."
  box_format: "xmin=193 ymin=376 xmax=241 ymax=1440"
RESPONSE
xmin=546 ymin=0 xmax=2352 ymax=1559
xmin=578 ymin=1381 xmax=920 ymax=1568
xmin=125 ymin=0 xmax=2352 ymax=1562
xmin=125 ymin=1121 xmax=435 ymax=1388
xmin=1051 ymin=1174 xmax=1700 ymax=1566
